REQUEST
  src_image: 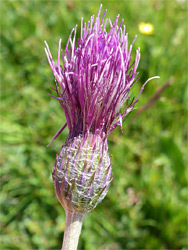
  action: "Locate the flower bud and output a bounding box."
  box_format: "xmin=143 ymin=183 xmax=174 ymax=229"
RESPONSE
xmin=52 ymin=133 xmax=112 ymax=212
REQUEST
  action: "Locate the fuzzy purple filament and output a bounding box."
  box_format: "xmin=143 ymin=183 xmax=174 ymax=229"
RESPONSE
xmin=45 ymin=5 xmax=158 ymax=143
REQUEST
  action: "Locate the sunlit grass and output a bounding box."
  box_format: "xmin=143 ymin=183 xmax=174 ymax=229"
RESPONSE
xmin=1 ymin=0 xmax=187 ymax=249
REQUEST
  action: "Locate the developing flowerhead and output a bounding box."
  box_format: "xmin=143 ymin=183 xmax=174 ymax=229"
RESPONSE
xmin=53 ymin=132 xmax=112 ymax=212
xmin=45 ymin=5 xmax=159 ymax=212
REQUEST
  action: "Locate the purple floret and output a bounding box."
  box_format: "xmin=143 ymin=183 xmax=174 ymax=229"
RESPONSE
xmin=45 ymin=5 xmax=159 ymax=142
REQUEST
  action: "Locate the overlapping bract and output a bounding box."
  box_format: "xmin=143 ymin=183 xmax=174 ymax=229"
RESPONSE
xmin=53 ymin=132 xmax=112 ymax=212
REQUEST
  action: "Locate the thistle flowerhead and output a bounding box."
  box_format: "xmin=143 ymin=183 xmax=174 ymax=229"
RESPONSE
xmin=45 ymin=5 xmax=159 ymax=213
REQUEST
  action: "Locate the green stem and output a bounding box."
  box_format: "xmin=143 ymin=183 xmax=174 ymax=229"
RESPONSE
xmin=62 ymin=211 xmax=86 ymax=250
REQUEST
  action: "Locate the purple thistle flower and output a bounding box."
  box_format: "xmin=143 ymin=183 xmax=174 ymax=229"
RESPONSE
xmin=45 ymin=5 xmax=159 ymax=213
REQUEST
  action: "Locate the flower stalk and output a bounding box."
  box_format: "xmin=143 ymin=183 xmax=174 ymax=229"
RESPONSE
xmin=62 ymin=211 xmax=85 ymax=250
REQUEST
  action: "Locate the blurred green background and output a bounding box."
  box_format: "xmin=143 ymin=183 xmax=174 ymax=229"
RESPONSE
xmin=0 ymin=0 xmax=187 ymax=249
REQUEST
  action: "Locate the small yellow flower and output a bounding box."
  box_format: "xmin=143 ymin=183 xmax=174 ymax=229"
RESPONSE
xmin=138 ymin=22 xmax=154 ymax=35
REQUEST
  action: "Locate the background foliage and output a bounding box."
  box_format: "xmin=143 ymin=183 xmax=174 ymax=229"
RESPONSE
xmin=0 ymin=0 xmax=187 ymax=249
